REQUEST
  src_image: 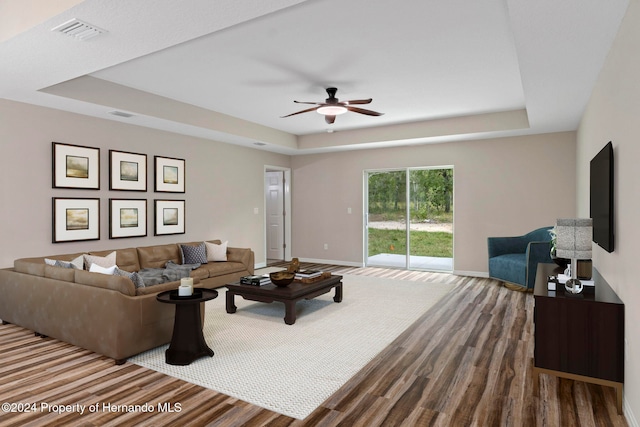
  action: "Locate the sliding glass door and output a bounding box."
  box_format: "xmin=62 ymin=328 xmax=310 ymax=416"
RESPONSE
xmin=365 ymin=167 xmax=453 ymax=271
xmin=366 ymin=170 xmax=408 ymax=268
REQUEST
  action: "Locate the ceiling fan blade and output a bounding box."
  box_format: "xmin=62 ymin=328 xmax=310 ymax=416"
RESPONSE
xmin=293 ymin=100 xmax=323 ymax=105
xmin=346 ymin=106 xmax=384 ymax=116
xmin=344 ymin=98 xmax=372 ymax=105
xmin=281 ymin=106 xmax=320 ymax=118
xmin=325 ymin=115 xmax=336 ymax=124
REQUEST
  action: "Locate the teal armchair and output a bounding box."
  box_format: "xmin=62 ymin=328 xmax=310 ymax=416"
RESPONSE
xmin=487 ymin=226 xmax=553 ymax=290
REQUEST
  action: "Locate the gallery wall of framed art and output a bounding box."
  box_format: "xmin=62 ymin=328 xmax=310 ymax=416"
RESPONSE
xmin=51 ymin=141 xmax=186 ymax=242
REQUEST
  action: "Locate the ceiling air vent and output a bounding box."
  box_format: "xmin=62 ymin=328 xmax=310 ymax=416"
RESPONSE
xmin=51 ymin=19 xmax=106 ymax=41
xmin=108 ymin=111 xmax=135 ymax=118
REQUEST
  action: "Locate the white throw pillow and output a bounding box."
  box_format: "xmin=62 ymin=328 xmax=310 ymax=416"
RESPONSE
xmin=89 ymin=263 xmax=118 ymax=275
xmin=84 ymin=251 xmax=116 ymax=270
xmin=205 ymin=241 xmax=228 ymax=262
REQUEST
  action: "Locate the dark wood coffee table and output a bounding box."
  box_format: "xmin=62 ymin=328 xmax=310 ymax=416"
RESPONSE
xmin=226 ymin=274 xmax=343 ymax=325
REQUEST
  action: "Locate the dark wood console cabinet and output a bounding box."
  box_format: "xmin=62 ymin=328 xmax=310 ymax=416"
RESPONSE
xmin=533 ymin=263 xmax=624 ymax=414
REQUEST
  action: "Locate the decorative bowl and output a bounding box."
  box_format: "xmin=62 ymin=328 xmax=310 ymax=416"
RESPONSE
xmin=270 ymin=271 xmax=296 ymax=287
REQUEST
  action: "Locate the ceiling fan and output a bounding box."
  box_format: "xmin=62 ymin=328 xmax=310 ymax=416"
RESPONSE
xmin=281 ymin=87 xmax=384 ymax=124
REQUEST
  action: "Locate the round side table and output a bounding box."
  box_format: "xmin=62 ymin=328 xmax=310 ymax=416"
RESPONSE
xmin=156 ymin=288 xmax=218 ymax=365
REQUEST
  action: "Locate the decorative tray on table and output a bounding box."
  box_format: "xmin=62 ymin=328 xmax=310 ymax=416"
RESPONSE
xmin=169 ymin=288 xmax=203 ymax=300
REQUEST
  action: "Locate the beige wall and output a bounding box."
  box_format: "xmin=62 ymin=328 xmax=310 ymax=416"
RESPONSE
xmin=0 ymin=99 xmax=290 ymax=268
xmin=291 ymin=132 xmax=576 ymax=274
xmin=577 ymin=0 xmax=639 ymax=420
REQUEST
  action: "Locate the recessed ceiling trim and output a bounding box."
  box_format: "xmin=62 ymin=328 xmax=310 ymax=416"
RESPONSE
xmin=51 ymin=19 xmax=106 ymax=41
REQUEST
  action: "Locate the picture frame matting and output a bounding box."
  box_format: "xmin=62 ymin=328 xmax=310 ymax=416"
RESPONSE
xmin=109 ymin=150 xmax=147 ymax=191
xmin=52 ymin=142 xmax=100 ymax=189
xmin=52 ymin=197 xmax=100 ymax=243
xmin=154 ymin=199 xmax=185 ymax=235
xmin=109 ymin=198 xmax=147 ymax=239
xmin=154 ymin=156 xmax=185 ymax=193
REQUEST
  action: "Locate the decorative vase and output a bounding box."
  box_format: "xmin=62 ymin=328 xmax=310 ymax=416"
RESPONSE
xmin=287 ymin=258 xmax=300 ymax=273
xmin=565 ymin=279 xmax=584 ymax=294
xmin=563 ymin=259 xmax=583 ymax=294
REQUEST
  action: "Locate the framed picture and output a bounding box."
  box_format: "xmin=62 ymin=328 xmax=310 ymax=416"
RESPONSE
xmin=154 ymin=156 xmax=185 ymax=193
xmin=52 ymin=198 xmax=100 ymax=243
xmin=109 ymin=150 xmax=147 ymax=191
xmin=52 ymin=142 xmax=100 ymax=189
xmin=154 ymin=199 xmax=185 ymax=235
xmin=109 ymin=199 xmax=147 ymax=239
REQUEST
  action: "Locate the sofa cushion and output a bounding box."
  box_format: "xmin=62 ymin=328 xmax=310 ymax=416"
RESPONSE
xmin=90 ymin=248 xmax=141 ymax=272
xmin=202 ymin=261 xmax=246 ymax=277
xmin=181 ymin=242 xmax=208 ymax=264
xmin=14 ymin=258 xmax=45 ymax=277
xmin=205 ymin=240 xmax=227 ymax=261
xmin=75 ymin=270 xmax=136 ymax=296
xmin=84 ymin=252 xmax=116 ymax=270
xmin=44 ymin=265 xmax=75 ymax=282
xmin=190 ymin=266 xmax=210 ymax=281
xmin=137 ymin=244 xmax=181 ymax=269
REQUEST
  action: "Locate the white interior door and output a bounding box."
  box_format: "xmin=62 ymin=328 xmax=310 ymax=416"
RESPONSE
xmin=266 ymin=171 xmax=285 ymax=260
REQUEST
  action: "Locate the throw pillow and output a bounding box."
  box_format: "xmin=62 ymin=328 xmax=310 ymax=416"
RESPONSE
xmin=89 ymin=263 xmax=118 ymax=275
xmin=205 ymin=240 xmax=228 ymax=262
xmin=54 ymin=260 xmax=74 ymax=269
xmin=45 ymin=254 xmax=84 ymax=270
xmin=181 ymin=242 xmax=208 ymax=264
xmin=84 ymin=251 xmax=116 ymax=270
xmin=114 ymin=267 xmax=145 ymax=289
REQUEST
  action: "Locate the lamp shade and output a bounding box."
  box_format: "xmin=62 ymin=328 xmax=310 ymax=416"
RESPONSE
xmin=555 ymin=218 xmax=593 ymax=259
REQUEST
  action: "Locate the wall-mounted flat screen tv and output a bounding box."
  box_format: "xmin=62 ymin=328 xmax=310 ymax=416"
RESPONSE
xmin=590 ymin=141 xmax=614 ymax=252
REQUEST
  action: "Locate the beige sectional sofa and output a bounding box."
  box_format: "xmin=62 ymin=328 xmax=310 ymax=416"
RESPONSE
xmin=0 ymin=240 xmax=254 ymax=364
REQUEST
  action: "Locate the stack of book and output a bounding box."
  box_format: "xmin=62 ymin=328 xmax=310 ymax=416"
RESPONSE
xmin=240 ymin=274 xmax=271 ymax=286
xmin=295 ymin=270 xmax=322 ymax=280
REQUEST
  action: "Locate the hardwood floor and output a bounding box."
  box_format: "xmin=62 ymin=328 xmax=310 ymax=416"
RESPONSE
xmin=0 ymin=263 xmax=628 ymax=426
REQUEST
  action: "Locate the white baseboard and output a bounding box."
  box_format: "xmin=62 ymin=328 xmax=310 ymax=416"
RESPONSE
xmin=254 ymin=262 xmax=267 ymax=269
xmin=298 ymin=258 xmax=364 ymax=268
xmin=625 ymin=398 xmax=638 ymax=427
xmin=453 ymin=270 xmax=488 ymax=278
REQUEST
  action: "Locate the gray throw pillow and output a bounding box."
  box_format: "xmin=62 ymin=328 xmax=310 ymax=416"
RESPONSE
xmin=45 ymin=254 xmax=84 ymax=270
xmin=54 ymin=260 xmax=75 ymax=269
xmin=181 ymin=242 xmax=208 ymax=264
xmin=114 ymin=267 xmax=145 ymax=289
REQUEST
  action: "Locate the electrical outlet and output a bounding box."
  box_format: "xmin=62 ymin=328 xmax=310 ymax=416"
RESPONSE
xmin=253 ymin=207 xmax=259 ymax=214
xmin=324 ymin=243 xmax=328 ymax=250
xmin=347 ymin=207 xmax=352 ymax=214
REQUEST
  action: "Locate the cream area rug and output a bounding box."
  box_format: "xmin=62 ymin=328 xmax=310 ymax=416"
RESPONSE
xmin=129 ymin=272 xmax=453 ymax=420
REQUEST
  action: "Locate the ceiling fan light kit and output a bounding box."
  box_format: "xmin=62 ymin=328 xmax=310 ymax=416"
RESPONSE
xmin=282 ymin=87 xmax=383 ymax=124
xmin=316 ymin=105 xmax=348 ymax=115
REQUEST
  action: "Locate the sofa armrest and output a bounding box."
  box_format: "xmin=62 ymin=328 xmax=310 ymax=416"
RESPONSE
xmin=525 ymin=241 xmax=553 ymax=288
xmin=227 ymin=247 xmax=254 ymax=274
xmin=75 ymin=270 xmax=137 ymax=296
